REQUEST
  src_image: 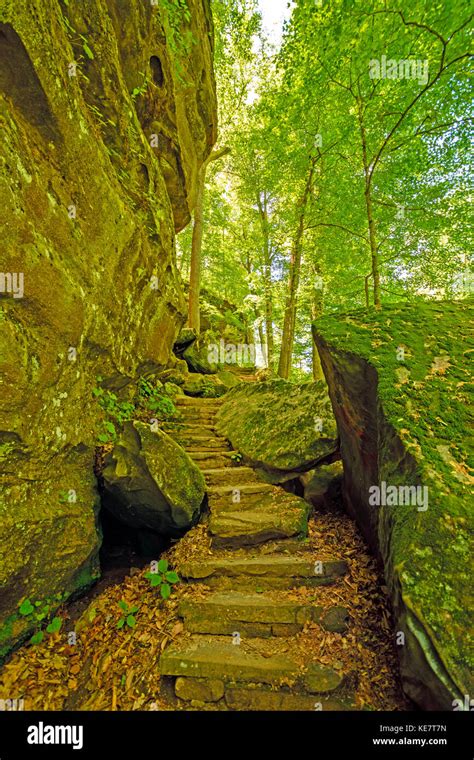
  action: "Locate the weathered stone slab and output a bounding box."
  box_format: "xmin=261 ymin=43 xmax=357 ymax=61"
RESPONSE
xmin=159 ymin=640 xmax=300 ymax=684
xmin=179 ymin=556 xmax=348 ymax=589
xmin=225 ymin=687 xmax=355 ymax=711
xmin=209 ymin=489 xmax=310 ymax=548
xmin=175 ymin=677 xmax=224 ymax=702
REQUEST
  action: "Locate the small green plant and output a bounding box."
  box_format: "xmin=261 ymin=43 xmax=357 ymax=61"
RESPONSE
xmin=46 ymin=617 xmax=63 ymax=635
xmin=117 ymin=601 xmax=139 ymax=629
xmin=137 ymin=378 xmax=176 ymax=419
xmin=230 ymin=452 xmax=243 ymax=463
xmin=144 ymin=559 xmax=179 ymax=600
xmin=131 ymin=72 xmax=150 ymax=99
xmin=93 ymin=379 xmax=136 ymax=443
xmin=18 ymin=596 xmax=64 ymax=645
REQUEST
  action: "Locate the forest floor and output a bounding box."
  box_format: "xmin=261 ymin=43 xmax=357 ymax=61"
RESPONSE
xmin=0 ymin=395 xmax=410 ymax=712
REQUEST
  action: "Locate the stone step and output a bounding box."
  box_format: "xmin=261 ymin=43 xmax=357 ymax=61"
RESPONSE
xmin=201 ymin=467 xmax=258 ymax=486
xmin=175 ymin=435 xmax=230 ymax=451
xmin=173 ymin=677 xmax=354 ymax=710
xmin=179 ymin=555 xmax=348 ymax=589
xmin=159 ymin=638 xmax=298 ymax=684
xmin=159 ymin=637 xmax=347 ymax=694
xmin=174 ymin=407 xmax=217 ymax=418
xmin=208 ymin=489 xmax=309 ymax=548
xmin=179 ymin=592 xmax=349 ymax=637
xmin=188 ymin=451 xmax=238 ymax=469
xmin=167 ymin=424 xmax=217 ymax=438
xmin=224 ymin=687 xmax=355 ymax=711
xmin=207 ymin=482 xmax=274 ymax=497
xmin=176 ymin=397 xmax=224 ymax=407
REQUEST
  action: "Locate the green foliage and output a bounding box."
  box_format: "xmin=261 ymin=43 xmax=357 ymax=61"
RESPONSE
xmin=195 ymin=0 xmax=472 ymax=377
xmin=117 ymin=601 xmax=139 ymax=629
xmin=93 ymin=380 xmax=136 ymax=443
xmin=18 ymin=597 xmax=65 ymax=645
xmin=144 ymin=559 xmax=180 ymax=600
xmin=18 ymin=599 xmax=34 ymax=616
xmin=136 ymin=378 xmax=176 ymax=419
xmin=131 ymin=72 xmax=150 ymax=100
xmin=46 ymin=617 xmax=63 ymax=635
xmin=161 ymin=0 xmax=195 ymax=79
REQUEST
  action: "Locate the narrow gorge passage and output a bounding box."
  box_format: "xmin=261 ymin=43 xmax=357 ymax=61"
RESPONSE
xmin=157 ymin=394 xmax=408 ymax=710
xmin=0 ymin=387 xmax=407 ymax=711
xmin=1 ymin=0 xmax=470 ymax=738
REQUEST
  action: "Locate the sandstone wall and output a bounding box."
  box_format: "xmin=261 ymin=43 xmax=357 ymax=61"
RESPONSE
xmin=0 ymin=0 xmax=216 ymax=655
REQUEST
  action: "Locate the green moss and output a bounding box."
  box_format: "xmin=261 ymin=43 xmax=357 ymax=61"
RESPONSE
xmin=216 ymin=379 xmax=338 ymax=476
xmin=313 ymin=300 xmax=474 ymax=697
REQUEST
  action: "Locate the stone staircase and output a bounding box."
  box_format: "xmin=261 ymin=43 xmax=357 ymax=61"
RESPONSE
xmin=160 ymin=395 xmax=355 ymax=710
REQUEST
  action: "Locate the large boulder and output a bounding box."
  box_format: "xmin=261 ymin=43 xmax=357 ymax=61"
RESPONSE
xmin=182 ymin=343 xmax=219 ymax=375
xmin=173 ymin=328 xmax=198 ymax=356
xmin=215 ymin=380 xmax=338 ymax=481
xmin=313 ymin=300 xmax=473 ymax=710
xmin=0 ymin=0 xmax=217 ymax=654
xmin=182 ymin=373 xmax=227 ymax=398
xmin=0 ymin=446 xmax=101 ymax=658
xmin=101 ymin=421 xmax=205 ymax=536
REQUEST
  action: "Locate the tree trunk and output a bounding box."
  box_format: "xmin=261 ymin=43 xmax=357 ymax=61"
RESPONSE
xmin=311 ymin=265 xmax=324 ymax=381
xmin=278 ymin=160 xmax=316 ymax=379
xmin=256 ymin=191 xmax=274 ymax=371
xmin=358 ymin=106 xmax=381 ymax=309
xmin=188 ymin=146 xmax=231 ymax=334
xmin=257 ymin=320 xmax=266 ymax=366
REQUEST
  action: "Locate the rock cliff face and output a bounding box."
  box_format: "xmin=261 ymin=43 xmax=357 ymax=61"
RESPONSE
xmin=0 ymin=0 xmax=216 ymax=656
xmin=313 ymin=301 xmax=473 ymax=710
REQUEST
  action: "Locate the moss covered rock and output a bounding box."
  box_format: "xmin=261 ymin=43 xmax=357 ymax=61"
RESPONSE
xmin=0 ymin=446 xmax=101 ymax=659
xmin=102 ymin=421 xmax=205 ymax=536
xmin=215 ymin=380 xmax=338 ymax=480
xmin=0 ymin=0 xmax=216 ymax=654
xmin=313 ymin=300 xmax=473 ymax=710
xmin=182 ymin=343 xmax=218 ymax=375
xmin=182 ymin=373 xmax=227 ymax=398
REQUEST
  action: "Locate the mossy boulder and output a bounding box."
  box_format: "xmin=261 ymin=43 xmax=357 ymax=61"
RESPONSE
xmin=0 ymin=446 xmax=101 ymax=659
xmin=174 ymin=328 xmax=198 ymax=355
xmin=182 ymin=373 xmax=227 ymax=398
xmin=217 ymin=369 xmax=241 ymax=389
xmin=215 ymin=380 xmax=338 ymax=481
xmin=101 ymin=421 xmax=205 ymax=536
xmin=0 ymin=0 xmax=217 ymax=654
xmin=313 ymin=300 xmax=473 ymax=710
xmin=182 ymin=343 xmax=219 ymax=375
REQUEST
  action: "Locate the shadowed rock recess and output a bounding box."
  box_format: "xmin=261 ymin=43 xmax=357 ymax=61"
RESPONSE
xmin=0 ymin=0 xmax=217 ymax=656
xmin=313 ymin=301 xmax=473 ymax=711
